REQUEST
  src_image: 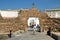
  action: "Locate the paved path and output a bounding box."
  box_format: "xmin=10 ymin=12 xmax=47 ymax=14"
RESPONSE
xmin=6 ymin=31 xmax=54 ymax=40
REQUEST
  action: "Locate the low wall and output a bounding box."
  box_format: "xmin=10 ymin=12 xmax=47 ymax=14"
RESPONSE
xmin=51 ymin=32 xmax=60 ymax=40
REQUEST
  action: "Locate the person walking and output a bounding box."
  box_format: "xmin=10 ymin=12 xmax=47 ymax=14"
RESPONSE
xmin=33 ymin=24 xmax=36 ymax=35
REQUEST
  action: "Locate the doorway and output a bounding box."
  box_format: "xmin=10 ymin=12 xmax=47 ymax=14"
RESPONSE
xmin=27 ymin=17 xmax=40 ymax=30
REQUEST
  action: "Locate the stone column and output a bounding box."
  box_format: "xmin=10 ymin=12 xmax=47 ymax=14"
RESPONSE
xmin=24 ymin=26 xmax=28 ymax=32
xmin=40 ymin=18 xmax=44 ymax=32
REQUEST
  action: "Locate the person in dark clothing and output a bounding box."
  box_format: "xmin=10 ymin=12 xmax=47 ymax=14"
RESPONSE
xmin=37 ymin=25 xmax=41 ymax=32
xmin=38 ymin=27 xmax=41 ymax=32
xmin=32 ymin=24 xmax=34 ymax=28
xmin=8 ymin=30 xmax=12 ymax=38
xmin=47 ymin=27 xmax=51 ymax=36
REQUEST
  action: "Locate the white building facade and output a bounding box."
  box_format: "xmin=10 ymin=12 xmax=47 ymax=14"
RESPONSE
xmin=45 ymin=9 xmax=60 ymax=18
xmin=0 ymin=10 xmax=19 ymax=18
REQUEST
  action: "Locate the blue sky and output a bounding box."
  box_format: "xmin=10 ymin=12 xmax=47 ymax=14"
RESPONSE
xmin=0 ymin=0 xmax=60 ymax=12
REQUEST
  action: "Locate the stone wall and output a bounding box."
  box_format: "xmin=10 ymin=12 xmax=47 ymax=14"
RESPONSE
xmin=0 ymin=8 xmax=47 ymax=33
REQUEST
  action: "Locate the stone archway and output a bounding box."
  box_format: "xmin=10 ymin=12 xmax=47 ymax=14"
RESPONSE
xmin=19 ymin=7 xmax=44 ymax=32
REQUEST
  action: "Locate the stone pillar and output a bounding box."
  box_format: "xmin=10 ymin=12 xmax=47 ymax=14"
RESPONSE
xmin=24 ymin=26 xmax=28 ymax=32
xmin=24 ymin=19 xmax=28 ymax=32
xmin=40 ymin=19 xmax=44 ymax=32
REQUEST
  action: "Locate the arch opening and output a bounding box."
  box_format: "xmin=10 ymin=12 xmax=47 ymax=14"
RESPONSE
xmin=27 ymin=17 xmax=40 ymax=28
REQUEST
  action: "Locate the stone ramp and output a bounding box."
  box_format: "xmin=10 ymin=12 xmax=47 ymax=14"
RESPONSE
xmin=7 ymin=31 xmax=54 ymax=40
